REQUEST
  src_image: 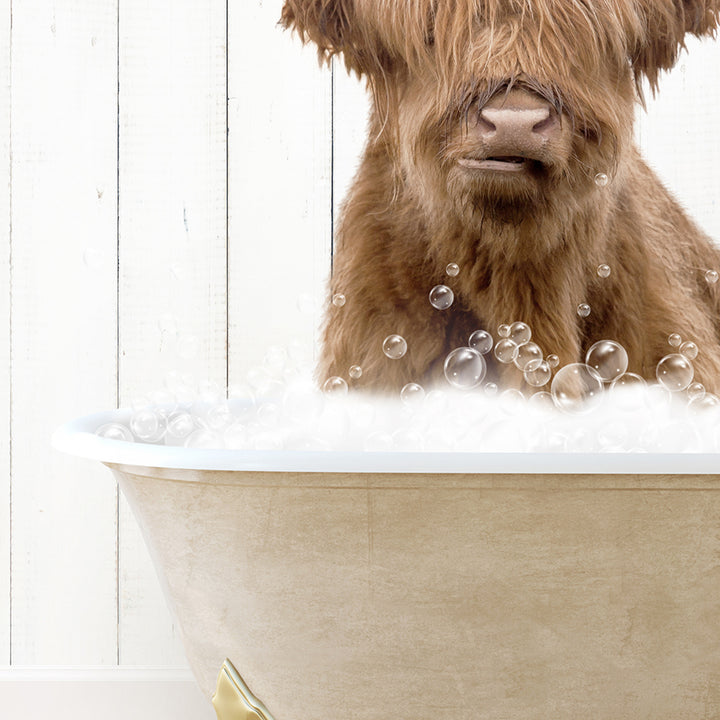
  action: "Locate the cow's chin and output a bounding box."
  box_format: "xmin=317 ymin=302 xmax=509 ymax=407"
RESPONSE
xmin=445 ymin=162 xmax=552 ymax=227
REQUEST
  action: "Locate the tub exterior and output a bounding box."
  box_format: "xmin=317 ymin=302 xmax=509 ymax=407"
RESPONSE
xmin=107 ymin=463 xmax=720 ymax=720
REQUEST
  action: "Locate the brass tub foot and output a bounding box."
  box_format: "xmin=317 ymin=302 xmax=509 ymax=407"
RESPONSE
xmin=212 ymin=660 xmax=275 ymax=720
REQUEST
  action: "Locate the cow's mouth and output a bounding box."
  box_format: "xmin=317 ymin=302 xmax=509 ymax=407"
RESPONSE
xmin=458 ymin=156 xmax=530 ymax=172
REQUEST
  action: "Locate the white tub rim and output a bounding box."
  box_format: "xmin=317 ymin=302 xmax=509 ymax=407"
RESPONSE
xmin=52 ymin=408 xmax=720 ymax=475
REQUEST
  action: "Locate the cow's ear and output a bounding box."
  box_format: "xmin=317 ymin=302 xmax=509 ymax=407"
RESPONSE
xmin=280 ymin=0 xmax=387 ymax=76
xmin=630 ymin=0 xmax=719 ymax=91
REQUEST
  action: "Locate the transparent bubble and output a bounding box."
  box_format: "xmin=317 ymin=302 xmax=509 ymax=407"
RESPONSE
xmin=528 ymin=391 xmax=554 ymax=411
xmin=656 ymin=353 xmax=694 ymax=392
xmin=332 ymin=293 xmax=346 ymax=307
xmin=551 ymin=363 xmax=604 ymax=414
xmin=705 ymin=270 xmax=719 ymax=285
xmin=382 ymin=334 xmax=407 ymax=359
xmin=444 ymin=347 xmax=486 ymax=389
xmin=509 ymin=321 xmax=532 ymax=346
xmin=223 ymin=423 xmax=248 ymax=449
xmin=546 ymin=354 xmax=560 ymax=369
xmin=185 ymin=428 xmax=222 ymax=449
xmin=165 ymin=412 xmax=195 ymax=440
xmin=96 ymin=422 xmax=134 ymax=442
xmin=349 ymin=365 xmax=363 ymax=379
xmin=204 ymin=402 xmax=235 ymax=432
xmin=498 ymin=324 xmax=511 ymax=338
xmin=687 ymin=382 xmax=706 ymax=401
xmin=257 ymin=403 xmax=281 ymax=427
xmin=446 ymin=263 xmax=460 ymax=277
xmin=364 ymin=431 xmax=394 ymax=452
xmin=688 ymin=392 xmax=720 ymax=414
xmin=597 ymin=264 xmax=611 ymax=278
xmin=577 ymin=303 xmax=591 ymax=318
xmin=468 ymin=329 xmax=493 ymax=355
xmin=429 ymin=285 xmax=454 ymax=310
xmin=498 ymin=389 xmax=526 ymax=415
xmin=400 ymin=382 xmax=425 ymax=406
xmin=484 ymin=382 xmax=498 ymax=396
xmin=668 ymin=333 xmax=682 ymax=347
xmin=609 ymin=372 xmax=647 ymax=410
xmin=263 ymin=345 xmax=288 ymax=375
xmin=514 ymin=342 xmax=542 ymax=371
xmin=494 ymin=338 xmax=519 ymax=364
xmin=585 ymin=340 xmax=629 ymax=382
xmin=679 ymin=341 xmax=698 ymax=360
xmin=594 ymin=172 xmax=609 ymax=187
xmin=645 ymin=383 xmax=672 ymax=410
xmin=130 ymin=408 xmax=163 ymax=441
xmin=323 ymin=376 xmax=349 ymax=396
xmin=524 ymin=359 xmax=552 ymax=387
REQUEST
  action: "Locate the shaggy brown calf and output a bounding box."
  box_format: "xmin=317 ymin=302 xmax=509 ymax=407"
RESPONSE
xmin=282 ymin=0 xmax=720 ymax=395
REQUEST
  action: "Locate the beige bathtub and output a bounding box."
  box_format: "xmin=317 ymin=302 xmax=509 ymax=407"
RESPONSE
xmin=54 ymin=410 xmax=720 ymax=720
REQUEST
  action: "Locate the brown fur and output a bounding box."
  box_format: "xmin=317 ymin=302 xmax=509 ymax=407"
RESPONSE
xmin=281 ymin=0 xmax=720 ymax=394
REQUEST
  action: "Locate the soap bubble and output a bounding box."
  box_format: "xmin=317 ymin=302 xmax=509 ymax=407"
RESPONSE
xmin=468 ymin=329 xmax=493 ymax=355
xmin=595 ymin=172 xmax=609 ymax=186
xmin=446 ymin=263 xmax=460 ymax=277
xmin=577 ymin=303 xmax=591 ymax=318
xmin=551 ymin=363 xmax=604 ymax=414
xmin=165 ymin=412 xmax=195 ymax=440
xmin=514 ymin=342 xmax=542 ymax=371
xmin=688 ymin=393 xmax=720 ymax=414
xmin=597 ymin=264 xmax=611 ymax=278
xmin=484 ymin=382 xmax=498 ymax=396
xmin=444 ymin=347 xmax=486 ymax=389
xmin=668 ymin=333 xmax=682 ymax=347
xmin=498 ymin=324 xmax=511 ymax=337
xmin=585 ymin=340 xmax=628 ymax=382
xmin=656 ymin=353 xmax=694 ymax=392
xmin=349 ymin=365 xmax=363 ymax=379
xmin=323 ymin=376 xmax=349 ymax=396
xmin=223 ymin=423 xmax=248 ymax=449
xmin=429 ymin=285 xmax=454 ymax=310
xmin=494 ymin=338 xmax=519 ymax=364
xmin=383 ymin=335 xmax=407 ymax=359
xmin=96 ymin=422 xmax=134 ymax=442
xmin=528 ymin=391 xmax=554 ymax=410
xmin=130 ymin=408 xmax=163 ymax=441
xmin=204 ymin=402 xmax=234 ymax=432
xmin=679 ymin=341 xmax=698 ymax=360
xmin=332 ymin=293 xmax=346 ymax=307
xmin=705 ymin=270 xmax=719 ymax=284
xmin=546 ymin=354 xmax=560 ymax=369
xmin=610 ymin=372 xmax=647 ymax=410
xmin=687 ymin=382 xmax=705 ymax=400
xmin=400 ymin=382 xmax=425 ymax=406
xmin=524 ymin=359 xmax=551 ymax=387
xmin=185 ymin=428 xmax=222 ymax=449
xmin=509 ymin=321 xmax=532 ymax=346
xmin=645 ymin=383 xmax=672 ymax=410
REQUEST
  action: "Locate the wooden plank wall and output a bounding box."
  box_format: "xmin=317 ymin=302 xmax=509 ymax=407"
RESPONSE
xmin=0 ymin=0 xmax=718 ymax=678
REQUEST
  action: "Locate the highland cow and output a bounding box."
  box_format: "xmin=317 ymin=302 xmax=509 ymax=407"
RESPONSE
xmin=281 ymin=0 xmax=720 ymax=396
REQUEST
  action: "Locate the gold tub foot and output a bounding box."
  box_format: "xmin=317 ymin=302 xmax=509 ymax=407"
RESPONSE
xmin=212 ymin=660 xmax=275 ymax=720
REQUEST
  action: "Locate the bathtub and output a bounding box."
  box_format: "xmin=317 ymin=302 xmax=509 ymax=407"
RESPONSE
xmin=54 ymin=409 xmax=720 ymax=719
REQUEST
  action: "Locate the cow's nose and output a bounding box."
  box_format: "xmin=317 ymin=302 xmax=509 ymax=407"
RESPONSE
xmin=474 ymin=88 xmax=560 ymax=153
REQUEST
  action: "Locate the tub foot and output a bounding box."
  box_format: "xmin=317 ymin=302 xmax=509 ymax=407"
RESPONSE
xmin=212 ymin=659 xmax=275 ymax=720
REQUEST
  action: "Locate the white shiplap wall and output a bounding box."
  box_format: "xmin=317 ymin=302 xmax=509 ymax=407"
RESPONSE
xmin=0 ymin=0 xmax=718 ymax=717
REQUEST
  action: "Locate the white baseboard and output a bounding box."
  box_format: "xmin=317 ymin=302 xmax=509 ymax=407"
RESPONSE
xmin=0 ymin=667 xmax=216 ymax=720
